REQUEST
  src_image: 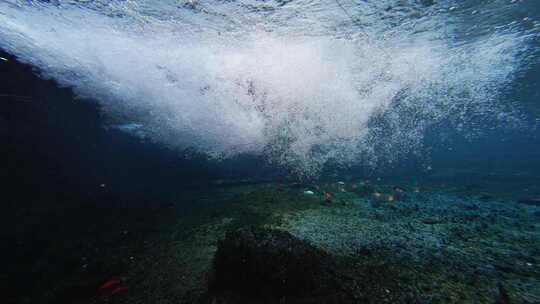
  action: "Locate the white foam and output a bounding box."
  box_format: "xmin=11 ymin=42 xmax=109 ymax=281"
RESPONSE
xmin=0 ymin=0 xmax=536 ymax=175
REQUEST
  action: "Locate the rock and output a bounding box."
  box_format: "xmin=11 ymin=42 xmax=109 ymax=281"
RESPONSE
xmin=370 ymin=192 xmax=386 ymax=207
xmin=516 ymin=197 xmax=540 ymax=206
xmin=393 ymin=186 xmax=407 ymax=192
xmin=371 ymin=192 xmax=398 ymax=204
xmin=209 ymin=227 xmax=347 ymax=302
xmin=392 ymin=187 xmax=408 ymax=201
xmin=422 ymin=218 xmax=443 ymax=225
xmin=354 ymin=184 xmax=375 ymax=197
xmin=324 ymin=192 xmax=333 ymax=204
xmin=464 ymin=184 xmax=482 ymax=191
xmin=495 ymin=282 xmax=511 ymax=304
xmin=420 ymin=0 xmax=436 ymax=6
xmin=289 ymin=182 xmax=309 ymax=189
xmin=183 ymin=0 xmax=198 ymax=10
xmin=478 ymin=193 xmax=493 ymax=202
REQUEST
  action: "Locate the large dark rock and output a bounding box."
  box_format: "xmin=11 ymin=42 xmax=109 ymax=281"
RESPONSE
xmin=516 ymin=197 xmax=540 ymax=206
xmin=209 ymin=227 xmax=348 ymax=303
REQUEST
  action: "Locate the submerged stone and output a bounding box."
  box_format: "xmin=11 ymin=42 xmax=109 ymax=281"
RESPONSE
xmin=516 ymin=197 xmax=540 ymax=206
xmin=209 ymin=227 xmax=348 ymax=302
xmin=495 ymin=282 xmax=511 ymax=304
xmin=352 ymin=184 xmax=375 ymax=197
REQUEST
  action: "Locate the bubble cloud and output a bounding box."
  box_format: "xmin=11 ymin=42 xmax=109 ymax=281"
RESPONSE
xmin=0 ymin=0 xmax=536 ymax=175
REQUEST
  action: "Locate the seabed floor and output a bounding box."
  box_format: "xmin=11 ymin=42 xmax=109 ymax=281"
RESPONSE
xmin=7 ymin=179 xmax=540 ymax=304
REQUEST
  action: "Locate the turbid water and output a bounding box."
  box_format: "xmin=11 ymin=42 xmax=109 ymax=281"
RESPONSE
xmin=1 ymin=0 xmax=540 ymax=303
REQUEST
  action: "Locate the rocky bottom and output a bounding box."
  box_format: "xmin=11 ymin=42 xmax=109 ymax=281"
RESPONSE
xmin=12 ymin=180 xmax=540 ymax=304
xmin=102 ymin=180 xmax=538 ymax=304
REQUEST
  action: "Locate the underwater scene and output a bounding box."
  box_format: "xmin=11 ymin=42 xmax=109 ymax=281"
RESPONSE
xmin=1 ymin=0 xmax=540 ymax=303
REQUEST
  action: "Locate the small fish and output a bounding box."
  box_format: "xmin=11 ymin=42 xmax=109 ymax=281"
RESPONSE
xmin=0 ymin=57 xmax=8 ymax=62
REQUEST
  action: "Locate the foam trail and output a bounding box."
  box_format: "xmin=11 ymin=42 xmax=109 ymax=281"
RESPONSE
xmin=0 ymin=0 xmax=537 ymax=175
